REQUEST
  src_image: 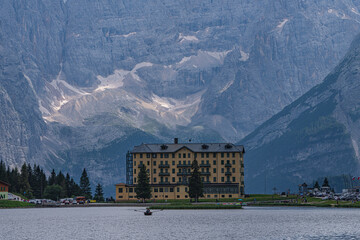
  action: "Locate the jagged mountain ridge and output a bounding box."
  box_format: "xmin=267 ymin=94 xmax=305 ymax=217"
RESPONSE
xmin=241 ymin=34 xmax=360 ymax=193
xmin=2 ymin=0 xmax=360 ymax=194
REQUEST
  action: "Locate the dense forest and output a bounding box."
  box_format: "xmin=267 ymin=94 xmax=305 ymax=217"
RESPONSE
xmin=0 ymin=161 xmax=103 ymax=201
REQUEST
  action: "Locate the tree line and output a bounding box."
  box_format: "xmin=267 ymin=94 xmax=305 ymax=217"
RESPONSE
xmin=0 ymin=161 xmax=104 ymax=202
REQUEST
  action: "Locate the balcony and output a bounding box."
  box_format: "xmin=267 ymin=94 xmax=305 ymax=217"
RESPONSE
xmin=159 ymin=172 xmax=170 ymax=176
xmin=177 ymin=172 xmax=191 ymax=176
xmin=201 ymin=172 xmax=211 ymax=176
xmin=159 ymin=164 xmax=170 ymax=168
xmin=225 ymin=171 xmax=232 ymax=176
xmin=200 ymin=163 xmax=211 ymax=167
xmin=225 ymin=163 xmax=232 ymax=168
xmin=158 ymin=181 xmax=171 ymax=185
xmin=177 ymin=164 xmax=191 ymax=168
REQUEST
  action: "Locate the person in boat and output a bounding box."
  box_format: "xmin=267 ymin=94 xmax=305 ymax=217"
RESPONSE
xmin=145 ymin=208 xmax=151 ymax=214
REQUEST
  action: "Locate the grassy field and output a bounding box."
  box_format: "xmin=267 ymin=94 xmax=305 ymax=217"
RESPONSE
xmin=0 ymin=200 xmax=34 ymax=208
xmin=150 ymin=204 xmax=242 ymax=210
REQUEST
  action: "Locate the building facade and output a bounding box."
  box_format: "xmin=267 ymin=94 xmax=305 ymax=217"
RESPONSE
xmin=116 ymin=139 xmax=245 ymax=201
xmin=0 ymin=180 xmax=10 ymax=200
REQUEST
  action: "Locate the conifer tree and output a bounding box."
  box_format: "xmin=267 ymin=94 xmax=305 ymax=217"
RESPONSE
xmin=94 ymin=183 xmax=104 ymax=202
xmin=0 ymin=160 xmax=8 ymax=182
xmin=80 ymin=168 xmax=92 ymax=199
xmin=135 ymin=164 xmax=151 ymax=202
xmin=314 ymin=181 xmax=320 ymax=189
xmin=48 ymin=169 xmax=56 ymax=186
xmin=188 ymin=159 xmax=203 ymax=202
xmin=322 ymin=177 xmax=330 ymax=187
xmin=19 ymin=163 xmax=32 ymax=198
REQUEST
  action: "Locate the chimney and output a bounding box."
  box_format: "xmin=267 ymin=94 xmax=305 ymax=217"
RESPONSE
xmin=174 ymin=138 xmax=178 ymax=144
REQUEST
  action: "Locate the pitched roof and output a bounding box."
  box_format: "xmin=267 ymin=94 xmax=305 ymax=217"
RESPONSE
xmin=0 ymin=180 xmax=10 ymax=186
xmin=131 ymin=143 xmax=245 ymax=153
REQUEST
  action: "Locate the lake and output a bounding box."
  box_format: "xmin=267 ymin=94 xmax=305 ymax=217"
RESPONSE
xmin=1 ymin=206 xmax=360 ymax=239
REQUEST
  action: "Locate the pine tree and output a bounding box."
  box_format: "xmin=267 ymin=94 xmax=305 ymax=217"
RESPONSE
xmin=80 ymin=168 xmax=92 ymax=199
xmin=56 ymin=171 xmax=66 ymax=198
xmin=322 ymin=177 xmax=330 ymax=187
xmin=65 ymin=173 xmax=71 ymax=197
xmin=48 ymin=169 xmax=56 ymax=186
xmin=0 ymin=160 xmax=7 ymax=182
xmin=19 ymin=163 xmax=32 ymax=198
xmin=94 ymin=183 xmax=104 ymax=202
xmin=314 ymin=181 xmax=320 ymax=189
xmin=135 ymin=164 xmax=151 ymax=202
xmin=188 ymin=159 xmax=203 ymax=202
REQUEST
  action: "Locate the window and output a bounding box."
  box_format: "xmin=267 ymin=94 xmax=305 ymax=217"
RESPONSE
xmin=134 ymin=178 xmax=136 ymax=183
xmin=160 ymin=153 xmax=163 ymax=158
xmin=146 ymin=153 xmax=150 ymax=158
xmin=178 ymin=177 xmax=181 ymax=182
xmin=154 ymin=161 xmax=156 ymax=166
xmin=154 ymin=188 xmax=158 ymax=192
xmin=165 ymin=188 xmax=168 ymax=192
xmin=177 ymin=195 xmax=180 ymax=198
xmin=207 ymin=168 xmax=210 ymax=172
xmin=129 ymin=188 xmax=133 ymax=193
xmin=165 ymin=160 xmax=168 ymax=165
xmin=207 ymin=195 xmax=210 ymax=198
xmin=232 ymin=177 xmax=236 ymax=182
xmin=221 ymin=168 xmax=224 ymax=173
xmin=221 ymin=177 xmax=224 ymax=182
xmin=213 ymin=153 xmax=216 ymax=157
xmin=154 ymin=169 xmax=156 ymax=174
xmin=160 ymin=188 xmax=163 ymax=192
xmin=214 ymin=195 xmax=218 ymax=198
xmin=232 ymin=153 xmax=235 ymax=157
xmin=165 ymin=177 xmax=168 ymax=182
xmin=118 ymin=188 xmax=123 ymax=193
xmin=185 ymin=195 xmax=188 ymax=198
xmin=232 ymin=168 xmax=235 ymax=173
xmin=201 ymin=153 xmax=204 ymax=158
xmin=177 ymin=187 xmax=180 ymax=192
xmin=133 ymin=154 xmax=136 ymax=158
xmin=172 ymin=177 xmax=175 ymax=182
xmin=206 ymin=160 xmax=209 ymax=164
xmin=232 ymin=160 xmax=235 ymax=165
xmin=179 ymin=153 xmax=181 ymax=158
xmin=160 ymin=161 xmax=163 ymax=165
xmin=213 ymin=177 xmax=217 ymax=182
xmin=152 ymin=153 xmax=157 ymax=158
xmin=170 ymin=188 xmax=174 ymax=192
xmin=165 ymin=153 xmax=169 ymax=158
xmin=165 ymin=195 xmax=168 ymax=198
xmin=172 ymin=169 xmax=175 ymax=173
xmin=222 ymin=195 xmax=225 ymax=198
xmin=221 ymin=153 xmax=224 ymax=158
xmin=227 ymin=153 xmax=230 ymax=157
xmin=221 ymin=160 xmax=224 ymax=165
xmin=134 ymin=169 xmax=136 ymax=174
xmin=188 ymin=161 xmax=191 ymax=165
xmin=213 ymin=160 xmax=216 ymax=165
xmin=118 ymin=196 xmax=123 ymax=198
xmin=172 ymin=153 xmax=175 ymax=158
xmin=188 ymin=153 xmax=191 ymax=158
xmin=154 ymin=178 xmax=157 ymax=182
xmin=201 ymin=177 xmax=204 ymax=182
xmin=201 ymin=160 xmax=204 ymax=164
xmin=134 ymin=161 xmax=136 ymax=166
xmin=201 ymin=168 xmax=204 ymax=172
xmin=227 ymin=160 xmax=230 ymax=164
xmin=172 ymin=161 xmax=175 ymax=165
xmin=183 ymin=153 xmax=186 ymax=158
xmin=229 ymin=195 xmax=232 ymax=198
xmin=206 ymin=153 xmax=209 ymax=158
xmin=185 ymin=187 xmax=188 ymax=192
xmin=140 ymin=154 xmax=143 ymax=158
xmin=147 ymin=161 xmax=150 ymax=165
xmin=155 ymin=195 xmax=158 ymax=198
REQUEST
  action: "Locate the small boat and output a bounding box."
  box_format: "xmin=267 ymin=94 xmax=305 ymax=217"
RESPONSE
xmin=144 ymin=211 xmax=152 ymax=216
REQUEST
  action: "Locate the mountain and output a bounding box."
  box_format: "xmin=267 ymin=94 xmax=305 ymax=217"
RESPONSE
xmin=2 ymin=0 xmax=360 ymax=195
xmin=242 ymin=34 xmax=360 ymax=193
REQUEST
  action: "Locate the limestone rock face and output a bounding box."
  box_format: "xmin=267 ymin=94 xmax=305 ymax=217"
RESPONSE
xmin=1 ymin=0 xmax=360 ymax=193
xmin=242 ymin=34 xmax=360 ymax=193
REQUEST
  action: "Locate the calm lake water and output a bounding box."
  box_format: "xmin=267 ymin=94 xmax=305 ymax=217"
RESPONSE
xmin=1 ymin=206 xmax=360 ymax=240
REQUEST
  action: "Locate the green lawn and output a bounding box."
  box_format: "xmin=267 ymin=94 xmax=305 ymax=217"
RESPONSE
xmin=0 ymin=200 xmax=34 ymax=208
xmin=150 ymin=204 xmax=242 ymax=210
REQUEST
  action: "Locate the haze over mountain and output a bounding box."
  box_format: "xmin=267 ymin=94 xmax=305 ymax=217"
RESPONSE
xmin=242 ymin=34 xmax=360 ymax=193
xmin=1 ymin=0 xmax=360 ymax=194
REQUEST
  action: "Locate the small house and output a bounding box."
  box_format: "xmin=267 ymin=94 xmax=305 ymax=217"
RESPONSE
xmin=0 ymin=180 xmax=10 ymax=200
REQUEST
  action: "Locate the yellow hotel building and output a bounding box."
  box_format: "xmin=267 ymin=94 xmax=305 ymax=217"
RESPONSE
xmin=115 ymin=138 xmax=245 ymax=201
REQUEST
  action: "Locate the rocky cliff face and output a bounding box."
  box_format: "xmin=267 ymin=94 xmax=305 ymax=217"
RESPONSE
xmin=242 ymin=34 xmax=360 ymax=193
xmin=1 ymin=0 xmax=360 ymax=194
